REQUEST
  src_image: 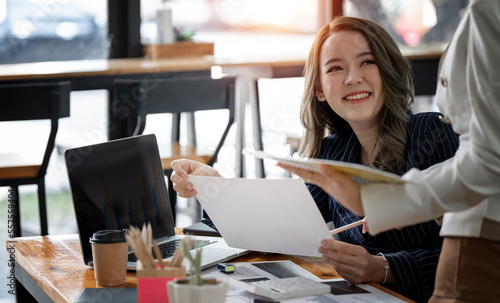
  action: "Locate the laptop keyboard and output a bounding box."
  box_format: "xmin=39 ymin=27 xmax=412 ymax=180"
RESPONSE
xmin=127 ymin=238 xmax=216 ymax=262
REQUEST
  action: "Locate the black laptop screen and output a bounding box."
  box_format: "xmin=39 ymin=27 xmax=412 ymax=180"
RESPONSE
xmin=65 ymin=134 xmax=175 ymax=264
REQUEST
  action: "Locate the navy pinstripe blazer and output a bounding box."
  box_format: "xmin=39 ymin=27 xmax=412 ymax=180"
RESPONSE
xmin=308 ymin=112 xmax=460 ymax=302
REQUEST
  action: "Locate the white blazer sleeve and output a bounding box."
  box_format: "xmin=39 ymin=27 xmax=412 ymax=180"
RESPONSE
xmin=361 ymin=0 xmax=500 ymax=235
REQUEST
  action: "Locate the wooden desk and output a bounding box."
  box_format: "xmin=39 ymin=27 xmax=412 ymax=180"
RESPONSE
xmin=7 ymin=234 xmax=414 ymax=303
xmin=0 ymin=57 xmax=215 ymax=82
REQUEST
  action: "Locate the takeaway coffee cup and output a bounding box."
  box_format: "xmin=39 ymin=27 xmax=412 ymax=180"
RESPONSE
xmin=90 ymin=229 xmax=128 ymax=286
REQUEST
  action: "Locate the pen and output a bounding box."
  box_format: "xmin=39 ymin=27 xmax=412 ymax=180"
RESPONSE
xmin=329 ymin=218 xmax=365 ymax=235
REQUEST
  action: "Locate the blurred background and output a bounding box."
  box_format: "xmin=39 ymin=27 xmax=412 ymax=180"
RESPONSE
xmin=0 ymin=1 xmax=466 ymax=301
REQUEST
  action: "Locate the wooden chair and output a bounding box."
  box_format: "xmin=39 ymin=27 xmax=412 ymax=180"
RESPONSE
xmin=0 ymin=81 xmax=71 ymax=236
xmin=112 ymin=76 xmax=236 ymax=223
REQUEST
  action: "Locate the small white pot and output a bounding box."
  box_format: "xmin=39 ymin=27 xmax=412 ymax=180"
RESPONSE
xmin=167 ymin=278 xmax=228 ymax=303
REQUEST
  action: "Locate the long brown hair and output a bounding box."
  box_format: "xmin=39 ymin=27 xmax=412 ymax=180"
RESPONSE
xmin=299 ymin=16 xmax=414 ymax=173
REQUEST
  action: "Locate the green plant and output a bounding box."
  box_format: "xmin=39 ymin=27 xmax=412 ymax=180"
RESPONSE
xmin=181 ymin=237 xmax=203 ymax=285
xmin=174 ymin=27 xmax=196 ymax=42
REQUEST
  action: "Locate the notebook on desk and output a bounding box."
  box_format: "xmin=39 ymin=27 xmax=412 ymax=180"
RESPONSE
xmin=64 ymin=134 xmax=247 ymax=270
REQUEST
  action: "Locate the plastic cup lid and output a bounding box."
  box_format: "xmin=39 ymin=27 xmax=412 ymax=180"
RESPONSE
xmin=89 ymin=229 xmax=127 ymax=244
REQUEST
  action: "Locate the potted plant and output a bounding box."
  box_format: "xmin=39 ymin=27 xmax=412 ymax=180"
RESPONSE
xmin=167 ymin=238 xmax=228 ymax=303
xmin=174 ymin=27 xmax=196 ymax=42
xmin=143 ymin=27 xmax=214 ymax=59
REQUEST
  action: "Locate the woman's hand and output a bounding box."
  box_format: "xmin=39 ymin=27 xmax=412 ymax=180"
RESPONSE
xmin=170 ymin=159 xmax=221 ymax=198
xmin=277 ymin=163 xmax=365 ymax=216
xmin=318 ymin=239 xmax=392 ymax=284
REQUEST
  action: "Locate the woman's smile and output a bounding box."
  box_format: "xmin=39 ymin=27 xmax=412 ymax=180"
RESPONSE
xmin=343 ymin=91 xmax=372 ymax=103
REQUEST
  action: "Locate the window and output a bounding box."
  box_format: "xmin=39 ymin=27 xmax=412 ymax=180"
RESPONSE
xmin=343 ymin=0 xmax=468 ymax=47
xmin=141 ymin=0 xmax=321 ymax=44
xmin=140 ymin=0 xmax=321 ymax=61
xmin=0 ymin=0 xmax=107 ymax=64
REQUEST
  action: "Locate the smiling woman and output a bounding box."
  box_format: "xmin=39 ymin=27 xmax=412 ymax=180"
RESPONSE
xmin=277 ymin=16 xmax=459 ymax=302
xmin=315 ymin=31 xmax=384 ymax=150
xmin=167 ymin=15 xmax=460 ymax=303
xmin=300 ymin=17 xmax=415 ymax=173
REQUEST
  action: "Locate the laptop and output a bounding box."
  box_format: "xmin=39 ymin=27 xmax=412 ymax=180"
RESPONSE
xmin=64 ymin=134 xmax=247 ymax=270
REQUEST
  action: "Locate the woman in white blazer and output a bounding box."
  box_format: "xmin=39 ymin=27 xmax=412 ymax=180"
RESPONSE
xmin=279 ymin=0 xmax=500 ymax=301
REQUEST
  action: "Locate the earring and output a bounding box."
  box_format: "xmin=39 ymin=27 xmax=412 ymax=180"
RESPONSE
xmin=316 ymin=92 xmax=326 ymax=101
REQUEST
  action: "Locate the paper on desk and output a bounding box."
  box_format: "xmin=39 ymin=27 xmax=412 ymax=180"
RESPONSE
xmin=188 ymin=175 xmax=332 ymax=257
xmin=201 ymin=260 xmax=407 ymax=303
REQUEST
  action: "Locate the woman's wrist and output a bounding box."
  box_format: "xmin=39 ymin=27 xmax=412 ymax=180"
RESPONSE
xmin=375 ymin=253 xmax=394 ymax=284
xmin=371 ymin=255 xmax=386 ymax=283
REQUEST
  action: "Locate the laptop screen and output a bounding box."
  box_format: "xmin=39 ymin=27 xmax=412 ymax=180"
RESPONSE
xmin=65 ymin=134 xmax=175 ymax=265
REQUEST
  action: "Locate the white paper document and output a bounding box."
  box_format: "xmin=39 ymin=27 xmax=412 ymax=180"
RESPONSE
xmin=188 ymin=175 xmax=333 ymax=257
xmin=201 ymin=260 xmax=407 ymax=303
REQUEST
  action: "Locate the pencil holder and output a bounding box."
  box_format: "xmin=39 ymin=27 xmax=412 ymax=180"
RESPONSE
xmin=137 ymin=260 xmax=186 ymax=303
